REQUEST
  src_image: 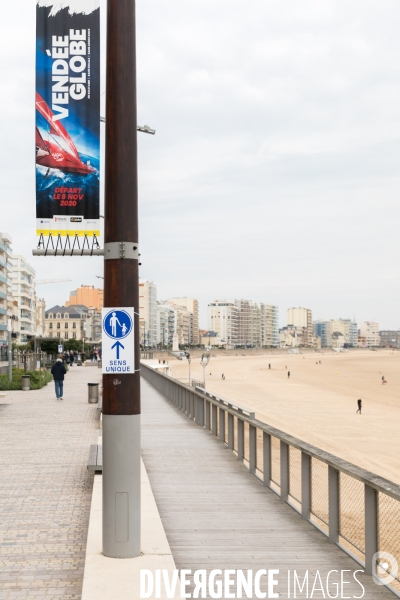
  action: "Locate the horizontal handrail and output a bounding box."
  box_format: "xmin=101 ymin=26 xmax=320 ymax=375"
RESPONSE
xmin=195 ymin=386 xmax=255 ymax=419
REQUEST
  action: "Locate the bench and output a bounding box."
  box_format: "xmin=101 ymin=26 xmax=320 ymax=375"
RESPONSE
xmin=87 ymin=444 xmax=102 ymax=473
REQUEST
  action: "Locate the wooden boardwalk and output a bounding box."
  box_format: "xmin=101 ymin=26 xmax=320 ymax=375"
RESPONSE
xmin=141 ymin=378 xmax=394 ymax=599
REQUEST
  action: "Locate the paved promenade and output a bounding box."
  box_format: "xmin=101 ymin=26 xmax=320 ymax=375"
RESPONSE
xmin=141 ymin=378 xmax=394 ymax=599
xmin=0 ymin=366 xmax=100 ymax=600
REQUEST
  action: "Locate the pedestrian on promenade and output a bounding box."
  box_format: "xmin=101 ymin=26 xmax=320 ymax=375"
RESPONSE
xmin=268 ymin=363 xmax=271 ymax=369
xmin=381 ymin=375 xmax=386 ymax=385
xmin=287 ymin=371 xmax=290 ymax=379
xmin=221 ymin=373 xmax=225 ymax=380
xmin=69 ymin=350 xmax=74 ymax=366
xmin=356 ymin=398 xmax=362 ymax=414
xmin=90 ymin=350 xmax=94 ymax=362
xmin=98 ymin=347 xmax=102 ymax=359
xmin=51 ymin=357 xmax=66 ymax=401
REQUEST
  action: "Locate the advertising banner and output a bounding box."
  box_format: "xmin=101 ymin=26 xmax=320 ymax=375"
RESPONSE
xmin=35 ymin=1 xmax=100 ymax=238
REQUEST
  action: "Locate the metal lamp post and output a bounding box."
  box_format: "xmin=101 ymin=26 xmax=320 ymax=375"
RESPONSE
xmin=200 ymin=353 xmax=210 ymax=388
xmin=185 ymin=351 xmax=191 ymax=386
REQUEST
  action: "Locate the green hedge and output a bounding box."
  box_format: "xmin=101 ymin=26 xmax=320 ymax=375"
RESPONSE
xmin=0 ymin=369 xmax=53 ymax=391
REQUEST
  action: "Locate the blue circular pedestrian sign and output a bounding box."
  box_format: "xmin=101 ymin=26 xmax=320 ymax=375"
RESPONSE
xmin=103 ymin=309 xmax=133 ymax=340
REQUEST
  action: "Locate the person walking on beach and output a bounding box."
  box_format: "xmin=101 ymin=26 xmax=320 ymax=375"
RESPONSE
xmin=287 ymin=371 xmax=290 ymax=379
xmin=268 ymin=363 xmax=271 ymax=369
xmin=356 ymin=398 xmax=362 ymax=414
xmin=51 ymin=357 xmax=66 ymax=401
xmin=221 ymin=373 xmax=225 ymax=380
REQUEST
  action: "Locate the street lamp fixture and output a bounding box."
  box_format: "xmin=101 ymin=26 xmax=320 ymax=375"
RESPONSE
xmin=200 ymin=352 xmax=210 ymax=388
xmin=100 ymin=116 xmax=156 ymax=135
xmin=185 ymin=351 xmax=191 ymax=386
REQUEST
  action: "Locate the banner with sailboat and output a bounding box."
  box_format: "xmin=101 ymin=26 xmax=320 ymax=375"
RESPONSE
xmin=36 ymin=1 xmax=100 ymax=238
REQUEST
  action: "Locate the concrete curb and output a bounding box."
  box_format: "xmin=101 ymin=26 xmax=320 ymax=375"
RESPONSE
xmin=82 ymin=460 xmax=180 ymax=599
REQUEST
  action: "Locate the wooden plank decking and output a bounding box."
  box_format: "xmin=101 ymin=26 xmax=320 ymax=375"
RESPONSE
xmin=141 ymin=378 xmax=394 ymax=599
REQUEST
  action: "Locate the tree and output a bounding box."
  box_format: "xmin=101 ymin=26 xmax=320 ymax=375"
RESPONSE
xmin=40 ymin=340 xmax=59 ymax=355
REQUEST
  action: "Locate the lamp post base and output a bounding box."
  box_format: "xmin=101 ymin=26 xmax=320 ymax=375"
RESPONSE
xmin=102 ymin=414 xmax=141 ymax=558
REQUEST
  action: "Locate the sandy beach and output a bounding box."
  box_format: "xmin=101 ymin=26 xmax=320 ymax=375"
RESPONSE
xmin=169 ymin=349 xmax=400 ymax=484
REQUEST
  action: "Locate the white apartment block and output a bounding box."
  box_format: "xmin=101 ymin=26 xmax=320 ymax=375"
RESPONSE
xmin=0 ymin=233 xmax=13 ymax=345
xmin=11 ymin=255 xmax=36 ymax=344
xmin=359 ymin=321 xmax=379 ymax=347
xmin=207 ymin=301 xmax=239 ymax=348
xmin=139 ymin=280 xmax=157 ymax=347
xmin=208 ymin=299 xmax=279 ymax=348
xmin=261 ymin=304 xmax=279 ymax=347
xmin=168 ymin=297 xmax=199 ymax=345
xmin=287 ymin=307 xmax=313 ymax=347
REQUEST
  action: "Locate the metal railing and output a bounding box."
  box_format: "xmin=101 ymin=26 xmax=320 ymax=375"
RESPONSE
xmin=141 ymin=363 xmax=400 ymax=596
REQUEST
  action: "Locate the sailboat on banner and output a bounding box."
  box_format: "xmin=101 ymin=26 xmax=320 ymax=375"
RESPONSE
xmin=35 ymin=92 xmax=95 ymax=176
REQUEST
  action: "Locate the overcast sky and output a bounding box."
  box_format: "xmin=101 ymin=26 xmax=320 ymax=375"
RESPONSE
xmin=1 ymin=0 xmax=400 ymax=328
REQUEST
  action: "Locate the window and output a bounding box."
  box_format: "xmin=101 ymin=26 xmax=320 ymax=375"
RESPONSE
xmin=57 ymin=332 xmax=60 ymax=338
xmin=64 ymin=313 xmax=68 ymax=318
xmin=49 ymin=323 xmax=53 ymax=329
xmin=45 ymin=314 xmax=48 ymax=319
xmin=73 ymin=322 xmax=76 ymax=329
xmin=57 ymin=313 xmax=61 ymax=319
xmin=65 ymin=333 xmax=68 ymax=339
xmin=48 ymin=314 xmax=53 ymax=319
xmin=73 ymin=332 xmax=76 ymax=339
xmin=65 ymin=323 xmax=68 ymax=329
xmin=57 ymin=322 xmax=60 ymax=329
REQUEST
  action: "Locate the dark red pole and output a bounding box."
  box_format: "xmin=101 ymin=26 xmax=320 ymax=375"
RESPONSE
xmin=102 ymin=0 xmax=140 ymax=558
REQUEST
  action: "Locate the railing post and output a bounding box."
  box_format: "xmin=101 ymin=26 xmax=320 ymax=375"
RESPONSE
xmin=190 ymin=392 xmax=195 ymax=420
xmin=280 ymin=441 xmax=289 ymax=501
xmin=227 ymin=413 xmax=234 ymax=449
xmin=364 ymin=484 xmax=378 ymax=576
xmin=237 ymin=418 xmax=244 ymax=461
xmin=301 ymin=452 xmax=311 ymax=520
xmin=219 ymin=407 xmax=225 ymax=443
xmin=195 ymin=395 xmax=204 ymax=427
xmin=249 ymin=425 xmax=257 ymax=474
xmin=263 ymin=432 xmax=271 ymax=486
xmin=328 ymin=466 xmax=339 ymax=544
xmin=212 ymin=404 xmax=218 ymax=435
xmin=205 ymin=400 xmax=210 ymax=430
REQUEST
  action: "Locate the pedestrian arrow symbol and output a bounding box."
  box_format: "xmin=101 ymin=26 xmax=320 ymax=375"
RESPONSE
xmin=111 ymin=341 xmax=125 ymax=359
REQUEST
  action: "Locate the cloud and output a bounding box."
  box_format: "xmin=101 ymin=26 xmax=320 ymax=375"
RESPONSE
xmin=2 ymin=0 xmax=400 ymax=327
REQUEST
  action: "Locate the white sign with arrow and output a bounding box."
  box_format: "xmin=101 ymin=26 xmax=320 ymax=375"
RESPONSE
xmin=102 ymin=307 xmax=135 ymax=374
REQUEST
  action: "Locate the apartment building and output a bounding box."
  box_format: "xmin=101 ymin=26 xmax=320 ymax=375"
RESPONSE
xmin=261 ymin=304 xmax=279 ymax=347
xmin=44 ymin=304 xmax=89 ymax=341
xmin=0 ymin=233 xmax=13 ymax=345
xmin=139 ymin=280 xmax=157 ymax=347
xmin=168 ymin=297 xmax=199 ymax=345
xmin=313 ymin=319 xmax=358 ymax=348
xmin=207 ymin=301 xmax=239 ymax=348
xmin=235 ymin=299 xmax=261 ymax=347
xmin=359 ymin=321 xmax=379 ymax=347
xmin=379 ymin=330 xmax=400 ymax=348
xmin=10 ymin=255 xmax=36 ymax=344
xmin=287 ymin=307 xmax=313 ymax=346
xmin=66 ymin=285 xmax=103 ymax=311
